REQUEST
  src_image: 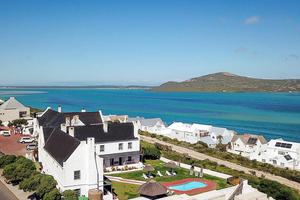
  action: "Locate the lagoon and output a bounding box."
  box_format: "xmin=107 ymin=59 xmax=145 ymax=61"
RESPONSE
xmin=0 ymin=89 xmax=300 ymax=142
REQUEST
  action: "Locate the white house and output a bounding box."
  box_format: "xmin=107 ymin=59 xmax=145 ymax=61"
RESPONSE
xmin=35 ymin=107 xmax=142 ymax=197
xmin=159 ymin=122 xmax=235 ymax=148
xmin=228 ymin=134 xmax=267 ymax=158
xmin=0 ymin=97 xmax=30 ymax=122
xmin=250 ymin=138 xmax=300 ymax=170
xmin=128 ymin=117 xmax=166 ymax=134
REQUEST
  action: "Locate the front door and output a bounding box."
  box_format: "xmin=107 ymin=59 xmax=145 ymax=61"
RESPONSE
xmin=119 ymin=157 xmax=123 ymax=165
xmin=110 ymin=158 xmax=114 ymax=166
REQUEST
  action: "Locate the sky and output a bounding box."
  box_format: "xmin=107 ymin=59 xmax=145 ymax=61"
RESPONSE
xmin=0 ymin=0 xmax=300 ymax=86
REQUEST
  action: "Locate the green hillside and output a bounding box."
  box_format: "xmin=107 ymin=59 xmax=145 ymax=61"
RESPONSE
xmin=153 ymin=72 xmax=300 ymax=92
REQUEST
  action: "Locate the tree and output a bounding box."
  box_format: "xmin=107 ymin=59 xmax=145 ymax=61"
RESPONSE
xmin=36 ymin=175 xmax=57 ymax=198
xmin=142 ymin=146 xmax=161 ymax=160
xmin=3 ymin=156 xmax=36 ymax=182
xmin=62 ymin=190 xmax=78 ymax=200
xmin=19 ymin=173 xmax=43 ymax=192
xmin=43 ymin=188 xmax=61 ymax=200
xmin=216 ymin=135 xmax=223 ymax=144
xmin=0 ymin=155 xmax=17 ymax=168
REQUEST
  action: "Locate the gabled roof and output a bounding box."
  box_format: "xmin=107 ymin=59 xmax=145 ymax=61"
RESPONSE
xmin=72 ymin=122 xmax=137 ymax=143
xmin=38 ymin=109 xmax=102 ymax=127
xmin=0 ymin=97 xmax=27 ymax=110
xmin=139 ymin=118 xmax=165 ymax=127
xmin=44 ymin=128 xmax=80 ymax=166
xmin=231 ymin=134 xmax=267 ymax=145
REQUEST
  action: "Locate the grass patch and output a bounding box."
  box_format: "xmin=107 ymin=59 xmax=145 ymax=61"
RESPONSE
xmin=112 ymin=181 xmax=140 ymax=200
xmin=110 ymin=160 xmax=229 ymax=189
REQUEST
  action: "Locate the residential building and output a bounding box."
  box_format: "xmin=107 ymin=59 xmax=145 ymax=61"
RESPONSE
xmin=35 ymin=107 xmax=141 ymax=197
xmin=157 ymin=122 xmax=235 ymax=148
xmin=128 ymin=117 xmax=167 ymax=134
xmin=0 ymin=97 xmax=30 ymax=122
xmin=228 ymin=134 xmax=267 ymax=158
xmin=103 ymin=114 xmax=128 ymax=123
xmin=250 ymin=138 xmax=300 ymax=170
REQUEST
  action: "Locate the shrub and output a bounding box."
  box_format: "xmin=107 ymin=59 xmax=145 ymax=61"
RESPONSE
xmin=3 ymin=156 xmax=36 ymax=182
xmin=142 ymin=145 xmax=161 ymax=160
xmin=62 ymin=190 xmax=77 ymax=200
xmin=36 ymin=175 xmax=57 ymax=198
xmin=43 ymin=188 xmax=61 ymax=200
xmin=19 ymin=173 xmax=43 ymax=192
xmin=0 ymin=155 xmax=17 ymax=168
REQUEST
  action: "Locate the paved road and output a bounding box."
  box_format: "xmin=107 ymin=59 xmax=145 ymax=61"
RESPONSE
xmin=141 ymin=135 xmax=300 ymax=192
xmin=0 ymin=181 xmax=18 ymax=200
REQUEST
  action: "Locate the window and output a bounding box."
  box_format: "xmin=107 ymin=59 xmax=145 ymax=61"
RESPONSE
xmin=280 ymin=162 xmax=285 ymax=167
xmin=273 ymin=160 xmax=277 ymax=165
xmin=128 ymin=156 xmax=132 ymax=162
xmin=100 ymin=145 xmax=105 ymax=152
xmin=128 ymin=142 xmax=132 ymax=150
xmin=262 ymin=159 xmax=266 ymax=163
xmin=278 ymin=151 xmax=285 ymax=155
xmin=119 ymin=143 xmax=123 ymax=150
xmin=74 ymin=170 xmax=80 ymax=180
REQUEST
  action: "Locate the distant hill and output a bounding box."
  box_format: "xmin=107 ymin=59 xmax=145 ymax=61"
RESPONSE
xmin=152 ymin=72 xmax=300 ymax=92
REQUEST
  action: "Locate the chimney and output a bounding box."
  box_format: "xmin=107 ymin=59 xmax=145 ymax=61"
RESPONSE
xmin=81 ymin=108 xmax=86 ymax=112
xmin=65 ymin=116 xmax=71 ymax=126
xmin=58 ymin=105 xmax=62 ymax=113
xmin=103 ymin=122 xmax=108 ymax=132
xmin=68 ymin=126 xmax=75 ymax=137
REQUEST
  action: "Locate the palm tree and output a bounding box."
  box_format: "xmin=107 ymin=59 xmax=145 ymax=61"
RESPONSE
xmin=217 ymin=135 xmax=223 ymax=144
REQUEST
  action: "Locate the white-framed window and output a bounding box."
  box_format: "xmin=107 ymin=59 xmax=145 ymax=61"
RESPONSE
xmin=74 ymin=170 xmax=81 ymax=180
xmin=74 ymin=189 xmax=81 ymax=197
xmin=280 ymin=162 xmax=285 ymax=167
xmin=100 ymin=145 xmax=105 ymax=152
xmin=262 ymin=159 xmax=266 ymax=163
xmin=278 ymin=151 xmax=285 ymax=155
xmin=119 ymin=143 xmax=123 ymax=150
xmin=128 ymin=142 xmax=132 ymax=150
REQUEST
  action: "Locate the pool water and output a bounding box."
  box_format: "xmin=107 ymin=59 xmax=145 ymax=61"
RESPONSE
xmin=168 ymin=181 xmax=207 ymax=191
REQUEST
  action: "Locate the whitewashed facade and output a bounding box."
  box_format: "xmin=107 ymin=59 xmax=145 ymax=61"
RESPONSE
xmin=36 ymin=107 xmax=141 ymax=197
xmin=250 ymin=138 xmax=300 ymax=170
xmin=0 ymin=97 xmax=30 ymax=122
xmin=156 ymin=122 xmax=235 ymax=148
xmin=228 ymin=134 xmax=267 ymax=158
xmin=128 ymin=117 xmax=166 ymax=134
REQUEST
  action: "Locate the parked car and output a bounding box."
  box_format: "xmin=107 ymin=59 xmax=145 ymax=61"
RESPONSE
xmin=26 ymin=144 xmax=37 ymax=150
xmin=19 ymin=137 xmax=35 ymax=143
xmin=2 ymin=131 xmax=11 ymax=137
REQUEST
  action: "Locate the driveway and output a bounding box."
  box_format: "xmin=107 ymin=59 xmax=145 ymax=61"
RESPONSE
xmin=141 ymin=135 xmax=300 ymax=192
xmin=0 ymin=181 xmax=18 ymax=200
xmin=0 ymin=134 xmax=28 ymax=156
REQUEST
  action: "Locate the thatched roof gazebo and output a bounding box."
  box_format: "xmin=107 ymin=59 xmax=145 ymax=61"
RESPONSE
xmin=164 ymin=161 xmax=178 ymax=173
xmin=139 ymin=180 xmax=168 ymax=199
xmin=144 ymin=164 xmax=155 ymax=176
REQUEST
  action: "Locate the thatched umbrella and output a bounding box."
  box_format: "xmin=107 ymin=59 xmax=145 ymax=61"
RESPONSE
xmin=144 ymin=164 xmax=155 ymax=176
xmin=139 ymin=180 xmax=168 ymax=199
xmin=164 ymin=161 xmax=178 ymax=173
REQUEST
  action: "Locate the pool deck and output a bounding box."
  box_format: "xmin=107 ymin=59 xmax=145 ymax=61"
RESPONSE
xmin=162 ymin=178 xmax=216 ymax=195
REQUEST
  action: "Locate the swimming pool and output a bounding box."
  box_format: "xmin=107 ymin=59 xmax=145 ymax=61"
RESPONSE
xmin=168 ymin=181 xmax=207 ymax=191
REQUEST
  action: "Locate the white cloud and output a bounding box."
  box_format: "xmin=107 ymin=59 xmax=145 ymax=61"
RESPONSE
xmin=244 ymin=16 xmax=260 ymax=25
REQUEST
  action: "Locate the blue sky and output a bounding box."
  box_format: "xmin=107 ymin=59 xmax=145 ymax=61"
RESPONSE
xmin=0 ymin=0 xmax=299 ymax=85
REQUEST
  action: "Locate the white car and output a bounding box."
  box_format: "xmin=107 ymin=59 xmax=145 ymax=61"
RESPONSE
xmin=2 ymin=131 xmax=11 ymax=137
xmin=19 ymin=137 xmax=35 ymax=143
xmin=26 ymin=144 xmax=37 ymax=150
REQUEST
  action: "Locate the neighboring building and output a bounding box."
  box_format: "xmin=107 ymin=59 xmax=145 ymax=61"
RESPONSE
xmin=128 ymin=117 xmax=167 ymax=134
xmin=35 ymin=107 xmax=141 ymax=197
xmin=158 ymin=122 xmax=235 ymax=148
xmin=103 ymin=115 xmax=128 ymax=123
xmin=0 ymin=97 xmax=30 ymax=122
xmin=228 ymin=134 xmax=267 ymax=158
xmin=250 ymin=138 xmax=300 ymax=170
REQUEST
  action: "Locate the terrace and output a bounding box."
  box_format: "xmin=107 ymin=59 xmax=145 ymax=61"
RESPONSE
xmin=108 ymin=160 xmax=230 ymax=200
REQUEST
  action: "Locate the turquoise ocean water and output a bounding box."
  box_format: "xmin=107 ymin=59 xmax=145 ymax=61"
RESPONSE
xmin=0 ymin=89 xmax=300 ymax=142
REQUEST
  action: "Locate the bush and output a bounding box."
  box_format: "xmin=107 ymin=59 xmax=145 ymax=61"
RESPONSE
xmin=36 ymin=175 xmax=57 ymax=198
xmin=43 ymin=188 xmax=61 ymax=200
xmin=3 ymin=156 xmax=36 ymax=182
xmin=62 ymin=190 xmax=78 ymax=200
xmin=142 ymin=145 xmax=161 ymax=160
xmin=0 ymin=155 xmax=17 ymax=168
xmin=19 ymin=173 xmax=43 ymax=192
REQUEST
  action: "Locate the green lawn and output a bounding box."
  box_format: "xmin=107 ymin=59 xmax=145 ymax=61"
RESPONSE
xmin=110 ymin=160 xmax=229 ymax=189
xmin=112 ymin=181 xmax=140 ymax=200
